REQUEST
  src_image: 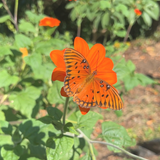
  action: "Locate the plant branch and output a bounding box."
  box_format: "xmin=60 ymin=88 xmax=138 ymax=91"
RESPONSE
xmin=2 ymin=0 xmax=19 ymax=31
xmin=77 ymin=129 xmax=147 ymax=160
xmin=62 ymin=97 xmax=70 ymax=127
xmin=123 ymin=23 xmax=133 ymax=43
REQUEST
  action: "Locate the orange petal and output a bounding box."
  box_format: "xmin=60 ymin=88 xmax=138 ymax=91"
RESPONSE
xmin=95 ymin=71 xmax=117 ymax=85
xmin=87 ymin=44 xmax=105 ymax=72
xmin=74 ymin=37 xmax=89 ymax=58
xmin=97 ymin=57 xmax=114 ymax=71
xmin=51 ymin=68 xmax=66 ymax=82
xmin=78 ymin=106 xmax=90 ymax=115
xmin=60 ymin=87 xmax=68 ymax=97
xmin=39 ymin=17 xmax=61 ymax=27
xmin=50 ymin=50 xmax=66 ymax=69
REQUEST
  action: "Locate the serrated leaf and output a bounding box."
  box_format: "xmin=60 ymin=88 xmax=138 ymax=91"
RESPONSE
xmin=66 ymin=2 xmax=76 ymax=9
xmin=9 ymin=86 xmax=41 ymax=118
xmin=0 ymin=15 xmax=11 ymax=23
xmin=46 ymin=136 xmax=74 ymax=160
xmin=100 ymin=1 xmax=111 ymax=10
xmin=116 ymin=30 xmax=126 ymax=37
xmin=126 ymin=60 xmax=135 ymax=72
xmin=47 ymin=81 xmax=65 ymax=104
xmin=0 ymin=120 xmax=12 ymax=135
xmin=19 ymin=20 xmax=36 ymax=33
xmin=68 ymin=111 xmax=102 ymax=130
xmin=144 ymin=1 xmax=159 ymax=20
xmin=123 ymin=75 xmax=140 ymax=91
xmin=19 ymin=119 xmax=60 ymax=145
xmin=47 ymin=107 xmax=62 ymax=121
xmin=0 ymin=70 xmax=19 ymax=88
xmin=0 ymin=111 xmax=5 ymax=120
xmin=0 ymin=46 xmax=13 ymax=57
xmin=1 ymin=146 xmax=19 ymax=160
xmin=102 ymin=121 xmax=136 ymax=152
xmin=101 ymin=12 xmax=110 ymax=29
xmin=25 ymin=11 xmax=44 ymax=23
xmin=135 ymin=73 xmax=155 ymax=86
xmin=142 ymin=12 xmax=152 ymax=27
xmin=15 ymin=34 xmax=32 ymax=48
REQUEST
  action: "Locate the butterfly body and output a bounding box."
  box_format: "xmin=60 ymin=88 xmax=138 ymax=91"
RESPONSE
xmin=64 ymin=48 xmax=123 ymax=110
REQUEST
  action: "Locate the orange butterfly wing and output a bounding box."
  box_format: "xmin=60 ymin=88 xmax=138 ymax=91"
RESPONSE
xmin=64 ymin=48 xmax=123 ymax=110
xmin=93 ymin=78 xmax=123 ymax=110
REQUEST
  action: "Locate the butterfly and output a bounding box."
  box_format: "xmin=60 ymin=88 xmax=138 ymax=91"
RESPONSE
xmin=63 ymin=48 xmax=123 ymax=110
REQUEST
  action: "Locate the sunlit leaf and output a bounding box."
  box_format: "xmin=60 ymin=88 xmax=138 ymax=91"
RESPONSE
xmin=9 ymin=87 xmax=41 ymax=118
xmin=46 ymin=136 xmax=74 ymax=160
xmin=102 ymin=121 xmax=136 ymax=152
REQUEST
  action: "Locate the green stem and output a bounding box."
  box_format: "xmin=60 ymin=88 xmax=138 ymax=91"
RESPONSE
xmin=62 ymin=97 xmax=70 ymax=127
xmin=77 ymin=129 xmax=147 ymax=160
xmin=77 ymin=129 xmax=96 ymax=160
xmin=14 ymin=0 xmax=19 ymax=31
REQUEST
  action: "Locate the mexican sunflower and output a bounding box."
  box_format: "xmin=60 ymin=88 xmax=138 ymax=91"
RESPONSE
xmin=50 ymin=37 xmax=119 ymax=115
xmin=20 ymin=48 xmax=28 ymax=58
xmin=134 ymin=9 xmax=142 ymax=16
xmin=39 ymin=17 xmax=61 ymax=27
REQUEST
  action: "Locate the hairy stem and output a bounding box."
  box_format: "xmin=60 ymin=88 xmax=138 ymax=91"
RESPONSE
xmin=14 ymin=0 xmax=19 ymax=31
xmin=63 ymin=97 xmax=70 ymax=127
xmin=77 ymin=129 xmax=147 ymax=160
xmin=123 ymin=23 xmax=133 ymax=43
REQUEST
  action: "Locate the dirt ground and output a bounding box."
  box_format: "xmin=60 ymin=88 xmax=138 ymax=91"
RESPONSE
xmin=93 ymin=38 xmax=160 ymax=160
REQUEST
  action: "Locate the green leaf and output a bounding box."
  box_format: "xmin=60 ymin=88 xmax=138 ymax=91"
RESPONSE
xmin=47 ymin=81 xmax=65 ymax=104
xmin=79 ymin=154 xmax=92 ymax=160
xmin=101 ymin=12 xmax=110 ymax=29
xmin=144 ymin=1 xmax=159 ymax=20
xmin=0 ymin=46 xmax=13 ymax=57
xmin=47 ymin=107 xmax=63 ymax=121
xmin=0 ymin=70 xmax=19 ymax=88
xmin=1 ymin=146 xmax=19 ymax=160
xmin=127 ymin=9 xmax=135 ymax=24
xmin=46 ymin=136 xmax=74 ymax=160
xmin=135 ymin=73 xmax=155 ymax=86
xmin=114 ymin=110 xmax=123 ymax=117
xmin=93 ymin=13 xmax=101 ymax=29
xmin=19 ymin=119 xmax=60 ymax=145
xmin=19 ymin=20 xmax=36 ymax=33
xmin=116 ymin=30 xmax=126 ymax=37
xmin=25 ymin=11 xmax=44 ymax=24
xmin=115 ymin=4 xmax=129 ymax=17
xmin=142 ymin=12 xmax=152 ymax=27
xmin=102 ymin=121 xmax=136 ymax=152
xmin=0 ymin=135 xmax=13 ymax=146
xmin=123 ymin=75 xmax=140 ymax=91
xmin=66 ymin=2 xmax=76 ymax=9
xmin=100 ymin=1 xmax=111 ymax=10
xmin=15 ymin=34 xmax=32 ymax=48
xmin=0 ymin=111 xmax=5 ymax=120
xmin=0 ymin=120 xmax=12 ymax=135
xmin=9 ymin=86 xmax=41 ymax=118
xmin=0 ymin=3 xmax=3 ymax=8
xmin=0 ymin=15 xmax=11 ymax=23
xmin=68 ymin=111 xmax=102 ymax=130
xmin=126 ymin=60 xmax=135 ymax=72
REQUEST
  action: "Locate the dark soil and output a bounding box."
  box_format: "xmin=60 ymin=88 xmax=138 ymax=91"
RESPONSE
xmin=93 ymin=38 xmax=160 ymax=160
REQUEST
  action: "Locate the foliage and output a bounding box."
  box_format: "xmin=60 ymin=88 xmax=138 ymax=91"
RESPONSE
xmin=0 ymin=0 xmax=158 ymax=159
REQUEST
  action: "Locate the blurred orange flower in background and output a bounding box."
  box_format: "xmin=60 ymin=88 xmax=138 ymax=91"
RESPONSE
xmin=134 ymin=9 xmax=142 ymax=16
xmin=20 ymin=48 xmax=28 ymax=58
xmin=39 ymin=17 xmax=61 ymax=27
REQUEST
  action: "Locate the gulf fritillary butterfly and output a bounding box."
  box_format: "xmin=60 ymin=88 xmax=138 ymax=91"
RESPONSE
xmin=64 ymin=48 xmax=123 ymax=110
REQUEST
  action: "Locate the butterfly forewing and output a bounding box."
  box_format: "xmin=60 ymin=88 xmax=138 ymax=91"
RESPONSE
xmin=64 ymin=48 xmax=91 ymax=76
xmin=93 ymin=78 xmax=123 ymax=110
xmin=64 ymin=48 xmax=91 ymax=97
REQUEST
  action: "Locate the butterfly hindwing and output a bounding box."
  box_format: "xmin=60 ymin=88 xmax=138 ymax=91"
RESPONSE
xmin=93 ymin=78 xmax=123 ymax=110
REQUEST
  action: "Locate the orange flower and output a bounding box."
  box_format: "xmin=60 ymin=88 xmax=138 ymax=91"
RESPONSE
xmin=39 ymin=17 xmax=61 ymax=27
xmin=50 ymin=37 xmax=117 ymax=115
xmin=134 ymin=9 xmax=142 ymax=16
xmin=20 ymin=48 xmax=28 ymax=58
